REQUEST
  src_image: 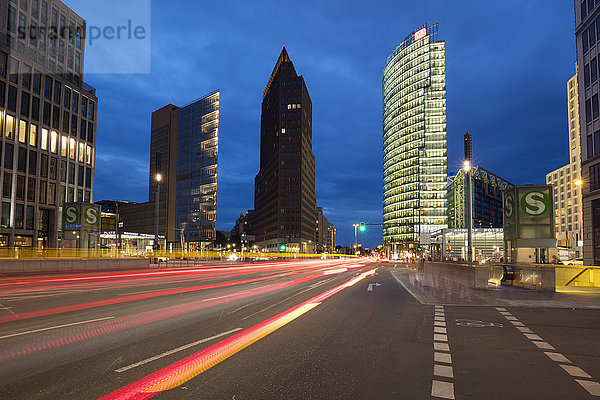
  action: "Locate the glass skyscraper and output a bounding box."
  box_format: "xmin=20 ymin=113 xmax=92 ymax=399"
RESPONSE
xmin=382 ymin=24 xmax=448 ymax=254
xmin=120 ymin=91 xmax=219 ymax=249
xmin=175 ymin=91 xmax=219 ymax=244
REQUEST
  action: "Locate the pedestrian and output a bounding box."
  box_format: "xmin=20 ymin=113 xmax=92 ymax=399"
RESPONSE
xmin=419 ymin=257 xmax=425 ymax=272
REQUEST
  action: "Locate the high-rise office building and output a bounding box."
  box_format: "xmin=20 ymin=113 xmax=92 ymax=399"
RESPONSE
xmin=253 ymin=47 xmax=316 ymax=253
xmin=382 ymin=24 xmax=448 ymax=255
xmin=575 ymin=1 xmax=600 ymax=265
xmin=0 ymin=0 xmax=97 ymax=249
xmin=546 ymin=72 xmax=583 ymax=256
xmin=121 ymin=91 xmax=219 ymax=249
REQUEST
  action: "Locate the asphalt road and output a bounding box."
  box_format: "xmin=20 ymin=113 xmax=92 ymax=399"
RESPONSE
xmin=0 ymin=261 xmax=599 ymax=399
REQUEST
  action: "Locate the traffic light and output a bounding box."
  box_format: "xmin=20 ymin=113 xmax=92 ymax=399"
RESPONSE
xmin=196 ymin=244 xmax=201 ymax=251
xmin=280 ymin=243 xmax=287 ymax=252
xmin=359 ymin=222 xmax=366 ymax=232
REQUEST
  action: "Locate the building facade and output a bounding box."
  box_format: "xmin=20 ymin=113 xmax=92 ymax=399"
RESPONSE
xmin=315 ymin=206 xmax=335 ymax=253
xmin=253 ymin=47 xmax=316 ymax=253
xmin=0 ymin=0 xmax=97 ymax=249
xmin=327 ymin=221 xmax=336 ymax=252
xmin=575 ymin=0 xmax=600 ymax=265
xmin=546 ymin=72 xmax=583 ymax=256
xmin=120 ymin=92 xmax=219 ymax=249
xmin=383 ymin=24 xmax=448 ymax=255
xmin=447 ymin=166 xmax=513 ymax=229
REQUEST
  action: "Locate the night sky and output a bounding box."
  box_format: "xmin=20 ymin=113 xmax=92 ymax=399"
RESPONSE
xmin=69 ymin=0 xmax=576 ymax=249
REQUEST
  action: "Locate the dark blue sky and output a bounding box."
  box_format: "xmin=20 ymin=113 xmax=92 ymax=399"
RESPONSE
xmin=72 ymin=0 xmax=576 ymax=249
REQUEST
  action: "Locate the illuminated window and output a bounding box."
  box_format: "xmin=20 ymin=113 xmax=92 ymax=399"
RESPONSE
xmin=78 ymin=142 xmax=84 ymax=162
xmin=18 ymin=120 xmax=26 ymax=143
xmin=60 ymin=135 xmax=67 ymax=157
xmin=41 ymin=128 xmax=48 ymax=150
xmin=29 ymin=124 xmax=37 ymax=147
xmin=6 ymin=115 xmax=15 ymax=139
xmin=68 ymin=137 xmax=75 ymax=159
xmin=51 ymin=132 xmax=58 ymax=153
xmin=86 ymin=145 xmax=92 ymax=165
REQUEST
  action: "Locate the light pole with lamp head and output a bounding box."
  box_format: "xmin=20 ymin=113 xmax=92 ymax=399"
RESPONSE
xmin=154 ymin=173 xmax=162 ymax=251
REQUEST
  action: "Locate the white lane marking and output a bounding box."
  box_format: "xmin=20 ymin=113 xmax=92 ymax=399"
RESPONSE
xmin=434 ymin=342 xmax=450 ymax=352
xmin=434 ymin=364 xmax=454 ymax=378
xmin=434 ymin=316 xmax=445 ymax=322
xmin=544 ymin=352 xmax=571 ymax=363
xmin=434 ymin=321 xmax=446 ymax=327
xmin=499 ymin=312 xmax=512 ymax=316
xmin=575 ymin=379 xmax=600 ymax=396
xmin=533 ymin=341 xmax=555 ymax=350
xmin=431 ymin=380 xmax=455 ymax=399
xmin=434 ymin=352 xmax=452 ymax=364
xmin=367 ymin=283 xmax=382 ymax=292
xmin=435 ymin=306 xmax=444 ymax=310
xmin=524 ymin=333 xmax=543 ymax=341
xmin=434 ymin=327 xmax=448 ymax=334
xmin=0 ymin=302 xmax=17 ymax=317
xmin=495 ymin=307 xmax=507 ymax=311
xmin=516 ymin=326 xmax=534 ymax=333
xmin=241 ymin=280 xmax=331 ymax=321
xmin=560 ymin=365 xmax=592 ymax=378
xmin=115 ymin=328 xmax=242 ymax=373
xmin=505 ymin=316 xmax=518 ymax=321
xmin=0 ymin=317 xmax=115 ymax=340
xmin=390 ymin=272 xmax=428 ymax=305
xmin=121 ymin=289 xmax=162 ymax=296
xmin=434 ymin=334 xmax=448 ymax=342
xmin=496 ymin=308 xmax=599 ymax=396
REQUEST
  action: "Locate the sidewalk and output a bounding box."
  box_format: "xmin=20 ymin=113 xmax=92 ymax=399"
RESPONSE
xmin=388 ymin=263 xmax=600 ymax=309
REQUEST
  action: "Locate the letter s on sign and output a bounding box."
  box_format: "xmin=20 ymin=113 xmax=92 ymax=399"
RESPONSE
xmin=521 ymin=191 xmax=549 ymax=216
xmin=66 ymin=207 xmax=78 ymax=224
xmin=505 ymin=195 xmax=513 ymax=218
xmin=85 ymin=208 xmax=98 ymax=225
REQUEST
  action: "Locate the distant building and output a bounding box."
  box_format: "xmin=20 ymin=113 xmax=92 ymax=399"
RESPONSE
xmin=96 ymin=202 xmax=162 ymax=252
xmin=546 ymin=72 xmax=583 ymax=256
xmin=0 ymin=0 xmax=98 ymax=249
xmin=327 ymin=222 xmax=336 ymax=251
xmin=576 ymin=1 xmax=600 ymax=265
xmin=96 ymin=199 xmax=135 ymax=214
xmin=252 ymin=47 xmax=316 ymax=253
xmin=382 ymin=24 xmax=448 ymax=255
xmin=230 ymin=210 xmax=254 ymax=238
xmin=315 ymin=207 xmax=335 ymax=253
xmin=120 ymin=91 xmax=220 ymax=249
xmin=447 ymin=166 xmax=513 ymax=229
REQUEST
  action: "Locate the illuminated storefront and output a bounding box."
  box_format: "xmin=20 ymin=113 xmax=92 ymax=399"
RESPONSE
xmin=432 ymin=228 xmax=504 ymax=262
xmin=383 ymin=24 xmax=448 ymax=254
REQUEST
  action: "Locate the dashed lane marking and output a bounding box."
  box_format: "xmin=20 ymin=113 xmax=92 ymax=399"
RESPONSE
xmin=497 ymin=308 xmax=600 ymax=397
xmin=432 ymin=306 xmax=455 ymax=400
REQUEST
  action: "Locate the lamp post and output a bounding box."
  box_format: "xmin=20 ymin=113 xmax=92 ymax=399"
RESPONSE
xmin=353 ymin=223 xmax=359 ymax=255
xmin=464 ymin=160 xmax=473 ymax=262
xmin=154 ymin=173 xmax=162 ymax=251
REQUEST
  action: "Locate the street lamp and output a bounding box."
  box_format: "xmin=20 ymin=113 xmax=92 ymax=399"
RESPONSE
xmin=154 ymin=173 xmax=162 ymax=251
xmin=463 ymin=160 xmax=473 ymax=263
xmin=353 ymin=223 xmax=359 ymax=254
